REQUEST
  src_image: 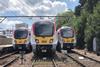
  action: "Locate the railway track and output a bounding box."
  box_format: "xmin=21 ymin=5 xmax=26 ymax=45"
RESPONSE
xmin=32 ymin=52 xmax=76 ymax=67
xmin=32 ymin=57 xmax=56 ymax=67
xmin=56 ymin=52 xmax=82 ymax=67
xmin=0 ymin=51 xmax=17 ymax=59
xmin=7 ymin=52 xmax=33 ymax=67
xmin=1 ymin=51 xmax=99 ymax=67
xmin=0 ymin=51 xmax=19 ymax=67
xmin=2 ymin=57 xmax=19 ymax=67
xmin=65 ymin=53 xmax=86 ymax=67
xmin=65 ymin=52 xmax=100 ymax=67
xmin=52 ymin=59 xmax=58 ymax=67
xmin=72 ymin=50 xmax=100 ymax=63
xmin=32 ymin=52 xmax=88 ymax=67
xmin=32 ymin=55 xmax=68 ymax=67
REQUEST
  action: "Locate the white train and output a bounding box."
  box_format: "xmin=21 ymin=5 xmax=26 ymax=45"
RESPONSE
xmin=31 ymin=20 xmax=58 ymax=56
xmin=57 ymin=26 xmax=76 ymax=52
xmin=13 ymin=23 xmax=31 ymax=52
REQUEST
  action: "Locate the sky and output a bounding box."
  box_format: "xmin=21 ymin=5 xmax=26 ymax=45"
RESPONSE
xmin=0 ymin=0 xmax=79 ymax=30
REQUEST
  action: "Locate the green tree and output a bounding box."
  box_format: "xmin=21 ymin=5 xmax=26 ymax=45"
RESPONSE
xmin=85 ymin=1 xmax=100 ymax=51
xmin=56 ymin=11 xmax=75 ymax=29
xmin=56 ymin=0 xmax=100 ymax=51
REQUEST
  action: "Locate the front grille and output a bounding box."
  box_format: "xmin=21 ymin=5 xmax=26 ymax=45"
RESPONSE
xmin=42 ymin=40 xmax=47 ymax=43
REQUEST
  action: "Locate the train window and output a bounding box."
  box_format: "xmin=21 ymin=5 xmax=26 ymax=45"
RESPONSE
xmin=34 ymin=22 xmax=54 ymax=36
xmin=61 ymin=28 xmax=74 ymax=38
xmin=14 ymin=30 xmax=28 ymax=39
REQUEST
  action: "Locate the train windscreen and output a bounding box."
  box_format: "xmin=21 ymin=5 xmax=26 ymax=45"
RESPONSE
xmin=35 ymin=22 xmax=54 ymax=36
xmin=14 ymin=30 xmax=28 ymax=39
xmin=61 ymin=28 xmax=74 ymax=38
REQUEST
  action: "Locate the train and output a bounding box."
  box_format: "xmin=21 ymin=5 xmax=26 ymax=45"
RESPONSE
xmin=13 ymin=23 xmax=31 ymax=52
xmin=31 ymin=20 xmax=58 ymax=56
xmin=57 ymin=26 xmax=76 ymax=52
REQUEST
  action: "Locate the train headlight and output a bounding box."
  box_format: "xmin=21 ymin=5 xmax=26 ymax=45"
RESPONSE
xmin=35 ymin=39 xmax=39 ymax=43
xmin=24 ymin=40 xmax=27 ymax=43
xmin=71 ymin=39 xmax=74 ymax=42
xmin=49 ymin=39 xmax=53 ymax=43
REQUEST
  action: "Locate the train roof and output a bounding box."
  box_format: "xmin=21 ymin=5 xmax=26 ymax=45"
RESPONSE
xmin=15 ymin=27 xmax=29 ymax=30
xmin=60 ymin=26 xmax=72 ymax=29
xmin=33 ymin=20 xmax=55 ymax=24
xmin=57 ymin=26 xmax=72 ymax=33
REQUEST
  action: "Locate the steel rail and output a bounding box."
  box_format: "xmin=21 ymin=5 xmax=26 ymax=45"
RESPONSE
xmin=65 ymin=54 xmax=86 ymax=67
xmin=52 ymin=59 xmax=58 ymax=67
xmin=0 ymin=51 xmax=17 ymax=59
xmin=2 ymin=56 xmax=19 ymax=67
xmin=32 ymin=57 xmax=37 ymax=67
xmin=72 ymin=50 xmax=100 ymax=63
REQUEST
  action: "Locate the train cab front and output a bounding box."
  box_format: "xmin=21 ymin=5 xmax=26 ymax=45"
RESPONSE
xmin=35 ymin=37 xmax=55 ymax=54
xmin=13 ymin=29 xmax=29 ymax=51
xmin=60 ymin=28 xmax=76 ymax=51
xmin=63 ymin=38 xmax=75 ymax=50
xmin=32 ymin=21 xmax=57 ymax=55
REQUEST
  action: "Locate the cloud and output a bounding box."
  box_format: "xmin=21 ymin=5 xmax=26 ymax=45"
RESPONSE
xmin=2 ymin=20 xmax=23 ymax=25
xmin=8 ymin=0 xmax=35 ymax=15
xmin=0 ymin=19 xmax=23 ymax=29
xmin=0 ymin=0 xmax=68 ymax=16
xmin=0 ymin=0 xmax=9 ymax=13
xmin=25 ymin=0 xmax=42 ymax=6
xmin=69 ymin=0 xmax=76 ymax=2
xmin=0 ymin=0 xmax=68 ymax=30
xmin=33 ymin=0 xmax=68 ymax=16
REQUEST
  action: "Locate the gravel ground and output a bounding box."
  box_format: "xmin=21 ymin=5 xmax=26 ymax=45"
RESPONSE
xmin=0 ymin=54 xmax=18 ymax=67
xmin=8 ymin=52 xmax=81 ymax=67
xmin=33 ymin=59 xmax=54 ymax=67
xmin=68 ymin=53 xmax=100 ymax=67
xmin=33 ymin=57 xmax=67 ymax=67
xmin=7 ymin=51 xmax=100 ymax=67
xmin=73 ymin=49 xmax=100 ymax=62
xmin=8 ymin=52 xmax=33 ymax=67
xmin=56 ymin=52 xmax=81 ymax=67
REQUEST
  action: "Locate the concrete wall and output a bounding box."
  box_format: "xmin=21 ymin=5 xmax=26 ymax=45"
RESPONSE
xmin=0 ymin=38 xmax=12 ymax=45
